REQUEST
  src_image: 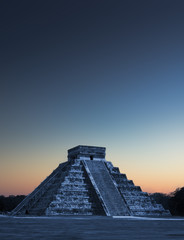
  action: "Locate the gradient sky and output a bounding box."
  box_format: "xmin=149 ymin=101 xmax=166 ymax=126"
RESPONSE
xmin=1 ymin=0 xmax=184 ymax=196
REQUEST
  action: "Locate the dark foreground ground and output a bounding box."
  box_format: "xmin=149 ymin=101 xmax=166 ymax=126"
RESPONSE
xmin=0 ymin=215 xmax=184 ymax=240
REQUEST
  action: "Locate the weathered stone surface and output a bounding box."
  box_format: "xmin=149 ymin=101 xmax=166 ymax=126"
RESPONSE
xmin=83 ymin=160 xmax=130 ymax=216
xmin=11 ymin=145 xmax=170 ymax=216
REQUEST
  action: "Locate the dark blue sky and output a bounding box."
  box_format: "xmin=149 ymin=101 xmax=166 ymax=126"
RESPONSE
xmin=1 ymin=0 xmax=184 ymax=195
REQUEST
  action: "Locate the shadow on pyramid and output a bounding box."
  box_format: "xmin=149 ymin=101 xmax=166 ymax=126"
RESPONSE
xmin=11 ymin=145 xmax=170 ymax=216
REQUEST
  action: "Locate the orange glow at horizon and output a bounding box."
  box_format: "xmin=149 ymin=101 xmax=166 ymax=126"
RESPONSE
xmin=0 ymin=149 xmax=65 ymax=197
xmin=1 ymin=140 xmax=183 ymax=197
xmin=1 ymin=158 xmax=182 ymax=197
xmin=1 ymin=165 xmax=180 ymax=197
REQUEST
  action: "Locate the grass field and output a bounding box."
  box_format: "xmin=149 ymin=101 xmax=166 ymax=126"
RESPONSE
xmin=0 ymin=215 xmax=184 ymax=240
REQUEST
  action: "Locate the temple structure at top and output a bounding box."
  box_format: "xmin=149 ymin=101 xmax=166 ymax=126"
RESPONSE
xmin=68 ymin=145 xmax=106 ymax=161
xmin=11 ymin=145 xmax=170 ymax=216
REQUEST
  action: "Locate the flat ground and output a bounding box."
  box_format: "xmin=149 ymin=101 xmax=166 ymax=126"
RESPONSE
xmin=0 ymin=216 xmax=184 ymax=240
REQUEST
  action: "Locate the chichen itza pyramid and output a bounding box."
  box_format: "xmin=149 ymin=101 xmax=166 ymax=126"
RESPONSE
xmin=11 ymin=145 xmax=170 ymax=216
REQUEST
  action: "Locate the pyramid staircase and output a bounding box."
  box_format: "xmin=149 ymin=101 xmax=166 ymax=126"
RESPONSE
xmin=46 ymin=160 xmax=105 ymax=215
xmin=11 ymin=145 xmax=170 ymax=216
xmin=83 ymin=160 xmax=130 ymax=216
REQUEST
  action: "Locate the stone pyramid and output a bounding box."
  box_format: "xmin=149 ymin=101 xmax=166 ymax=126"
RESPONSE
xmin=11 ymin=145 xmax=170 ymax=216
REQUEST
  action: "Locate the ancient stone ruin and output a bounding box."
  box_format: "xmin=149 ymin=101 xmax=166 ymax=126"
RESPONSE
xmin=11 ymin=145 xmax=170 ymax=216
